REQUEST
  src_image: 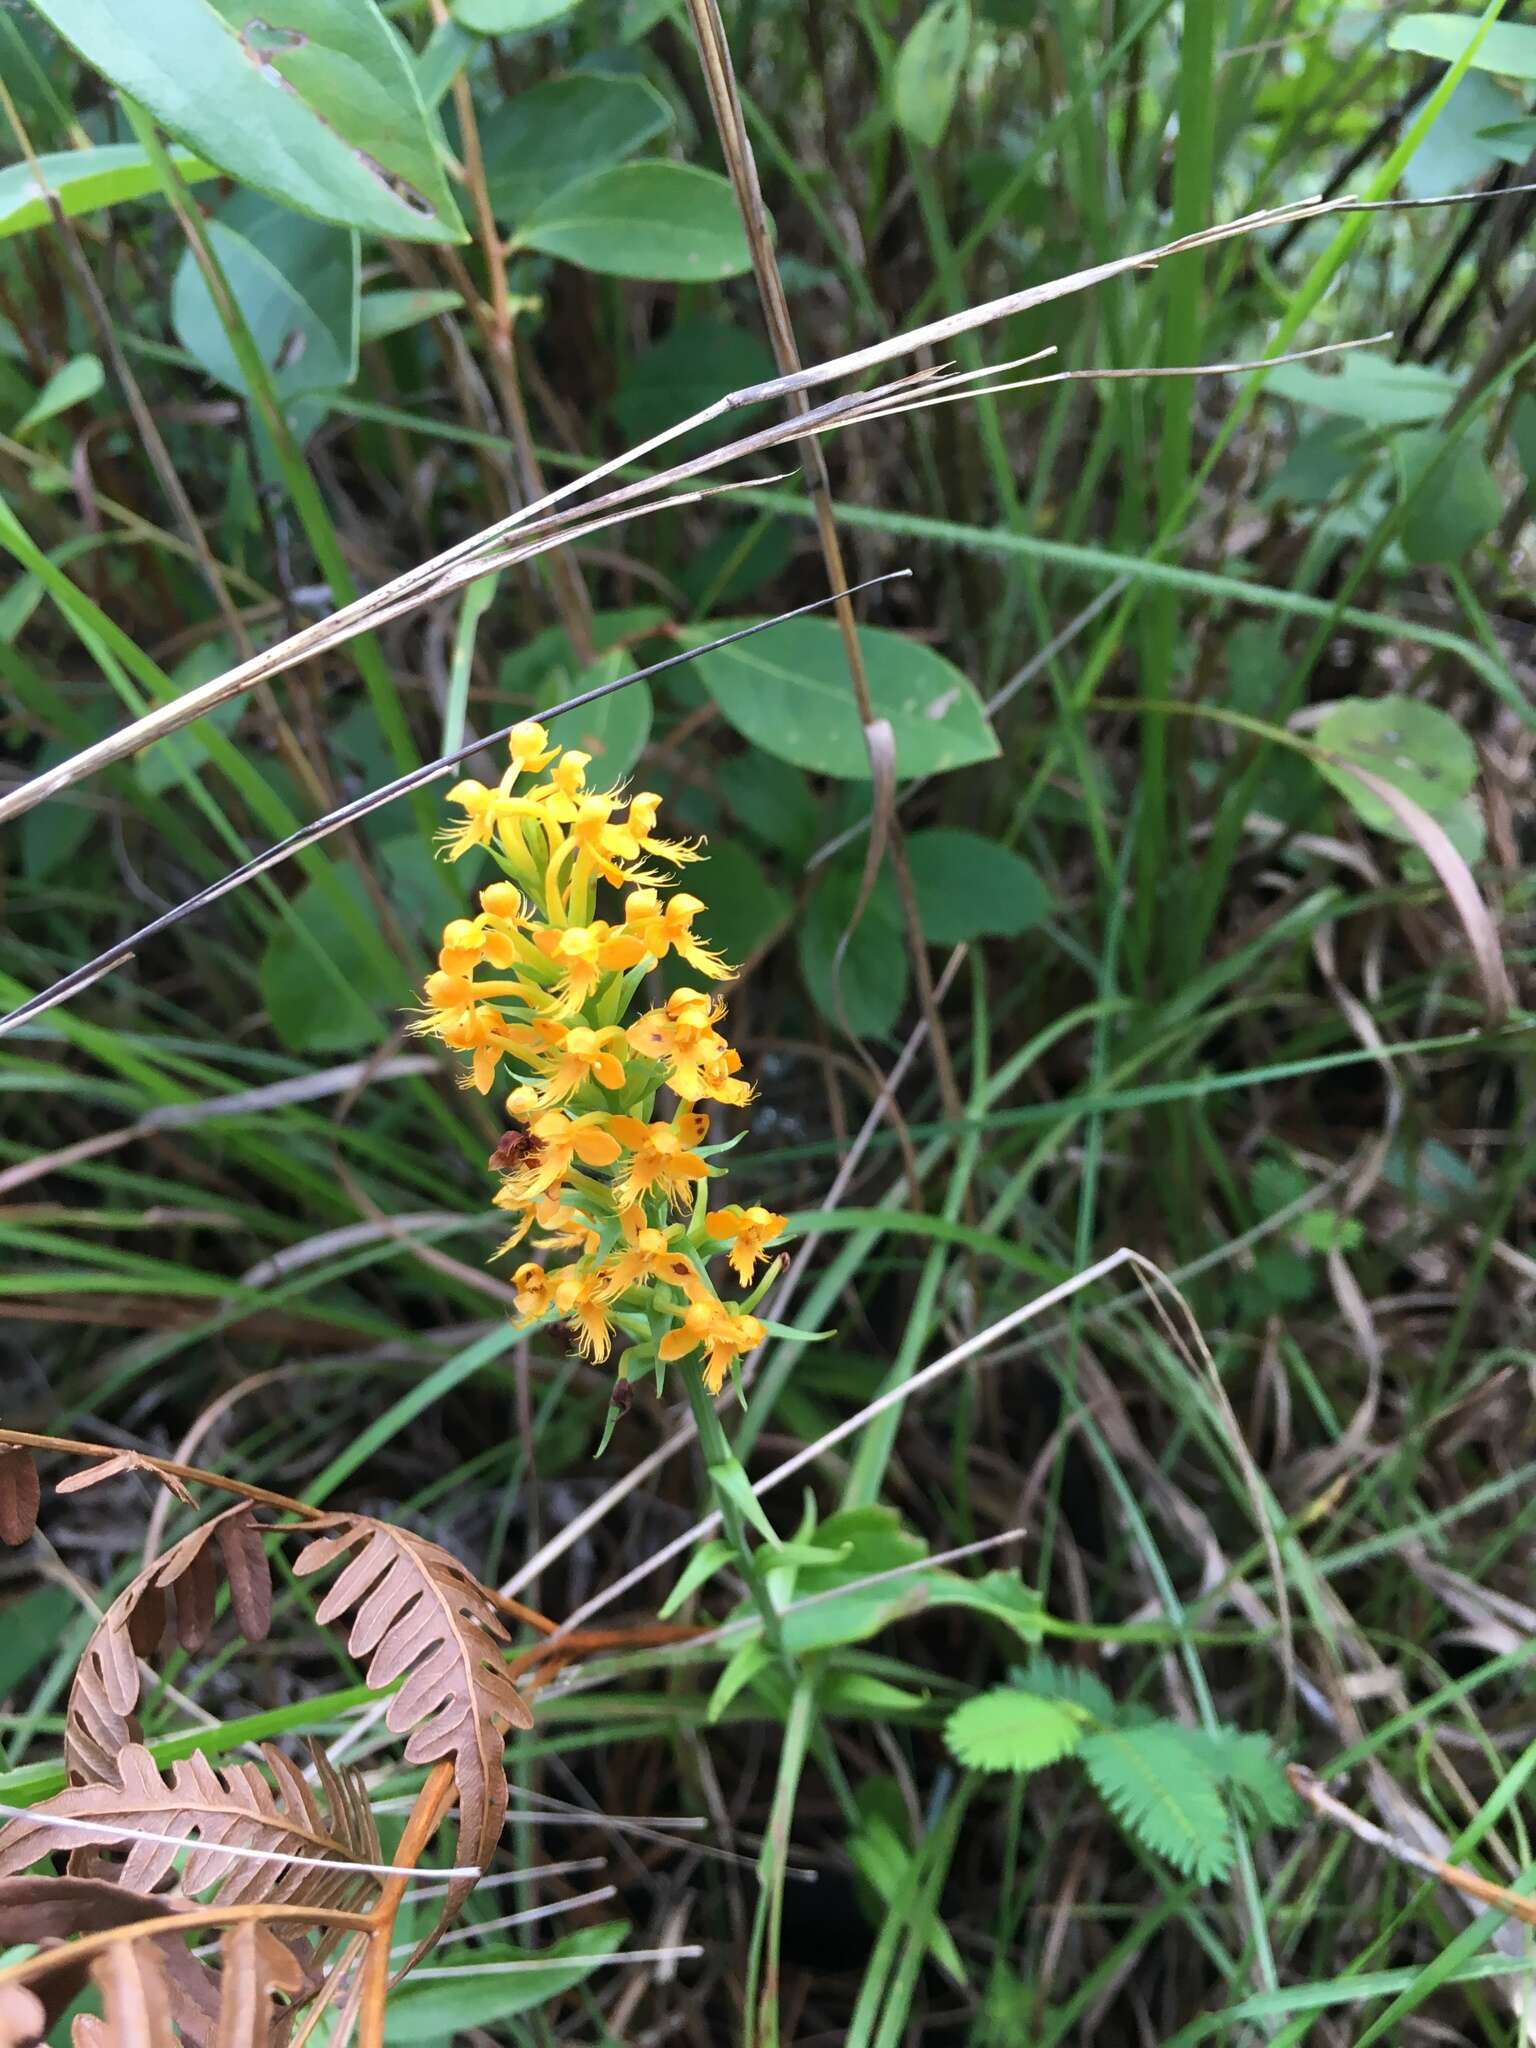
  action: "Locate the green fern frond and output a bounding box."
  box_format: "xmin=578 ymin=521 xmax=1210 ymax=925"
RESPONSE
xmin=1078 ymin=1725 xmax=1232 ymax=1881
xmin=1177 ymin=1725 xmax=1298 ymax=1827
xmin=944 ymin=1688 xmax=1088 ymax=1774
xmin=1007 ymin=1654 xmax=1116 ymax=1724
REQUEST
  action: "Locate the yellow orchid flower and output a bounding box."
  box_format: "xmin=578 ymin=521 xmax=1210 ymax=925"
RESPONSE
xmin=705 ymin=1204 xmax=788 ymax=1286
xmin=607 ymin=1113 xmax=711 ymax=1210
xmin=658 ymin=1293 xmax=766 ymax=1395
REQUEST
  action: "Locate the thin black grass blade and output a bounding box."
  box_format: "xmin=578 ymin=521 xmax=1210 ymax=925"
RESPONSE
xmin=0 ymin=573 xmax=910 ymax=1039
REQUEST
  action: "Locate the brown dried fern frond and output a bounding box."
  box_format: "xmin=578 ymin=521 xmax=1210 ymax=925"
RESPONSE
xmin=0 ymin=1743 xmax=380 ymax=1920
xmin=293 ymin=1519 xmax=533 ymax=1909
xmin=0 ymin=1879 xmax=191 ymax=2042
xmin=0 ymin=1983 xmax=46 ymax=2048
xmin=0 ymin=1452 xmax=39 ymax=1548
xmin=212 ymin=1923 xmax=304 ymax=2048
xmin=73 ymin=1938 xmax=176 ymax=2048
xmin=64 ymin=1507 xmax=272 ymax=1786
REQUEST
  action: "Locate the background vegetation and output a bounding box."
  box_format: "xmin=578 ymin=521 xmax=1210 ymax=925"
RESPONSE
xmin=1 ymin=0 xmax=1534 ymax=2041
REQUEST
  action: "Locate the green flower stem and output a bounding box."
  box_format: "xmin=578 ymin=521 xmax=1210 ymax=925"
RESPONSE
xmin=681 ymin=1365 xmax=790 ymax=1669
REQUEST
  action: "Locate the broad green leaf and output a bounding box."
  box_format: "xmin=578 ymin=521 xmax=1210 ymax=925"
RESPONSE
xmin=894 ymin=0 xmax=972 ymax=149
xmin=609 ymin=318 xmax=775 ymax=455
xmin=541 ymin=646 xmax=653 ymax=783
xmin=358 ymin=287 xmax=462 ymax=343
xmin=621 ymin=0 xmax=681 ymax=34
xmin=260 ymin=870 xmax=402 ymax=1053
xmin=1401 ymin=72 xmax=1521 ymax=198
xmin=1394 ymin=428 xmax=1502 ymax=563
xmin=1389 ymin=13 xmax=1536 ymax=80
xmin=0 ymin=1589 xmax=77 ymax=1695
xmin=29 ymin=0 xmax=463 ymax=242
xmin=500 ymin=610 xmax=664 ymax=783
xmin=681 ymin=516 xmax=796 ymax=609
xmin=1261 ymin=419 xmax=1377 ymax=508
xmin=903 ymin=828 xmax=1051 ymax=944
xmin=378 ymin=832 xmax=461 ymax=938
xmin=415 ymin=17 xmax=476 ymax=108
xmin=1265 ymin=353 xmax=1458 ymax=426
xmin=800 ymin=864 xmax=908 ymax=1039
xmin=933 ymin=1570 xmax=1043 ymax=1645
xmin=515 ymin=161 xmax=752 ymax=281
xmin=718 ymin=751 xmax=820 ymax=862
xmin=172 ymin=191 xmax=359 ymax=404
xmin=691 ymin=838 xmax=790 ymax=969
xmin=384 ymin=1922 xmax=629 ymax=2040
xmin=19 ymin=738 xmax=98 ymax=883
xmin=135 ymin=641 xmax=243 ymax=795
xmin=14 ymin=353 xmax=102 ymax=436
xmin=480 ymin=72 xmax=671 ymax=226
xmin=945 ymin=1689 xmax=1088 ymax=1773
xmin=452 ymin=0 xmax=580 ymax=26
xmin=1478 ymin=114 xmax=1536 ymax=160
xmin=1314 ymin=695 xmax=1478 ymax=841
xmin=0 ymin=142 xmax=216 ymax=239
xmin=688 ymin=618 xmax=999 ymax=779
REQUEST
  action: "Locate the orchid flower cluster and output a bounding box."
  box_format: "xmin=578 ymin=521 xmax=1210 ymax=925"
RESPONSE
xmin=415 ymin=721 xmax=789 ymax=1398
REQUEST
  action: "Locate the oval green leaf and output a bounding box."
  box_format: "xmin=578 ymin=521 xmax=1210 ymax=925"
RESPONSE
xmin=0 ymin=142 xmax=217 ymax=240
xmin=515 ymin=161 xmax=752 ymax=280
xmin=692 ymin=837 xmax=791 ymax=969
xmin=1314 ymin=695 xmax=1478 ymax=843
xmin=894 ymin=0 xmax=972 ymax=149
xmin=172 ymin=192 xmax=359 ymax=403
xmin=452 ymin=0 xmax=581 ymax=27
xmin=14 ymin=354 xmax=103 ymax=437
xmin=384 ymin=1922 xmax=629 ymax=2042
xmin=1394 ymin=428 xmax=1502 ymax=564
xmin=689 ymin=618 xmax=999 ymax=780
xmin=1388 ymin=13 xmax=1536 ymax=80
xmin=904 ymin=828 xmax=1051 ymax=944
xmin=29 ymin=0 xmax=463 ymax=242
xmin=480 ymin=71 xmax=672 ymax=228
xmin=260 ymin=871 xmax=402 ymax=1053
xmin=799 ymin=865 xmax=908 ymax=1039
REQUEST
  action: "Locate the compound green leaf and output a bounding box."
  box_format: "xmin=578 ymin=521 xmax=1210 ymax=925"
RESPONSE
xmin=945 ymin=1689 xmax=1087 ymax=1774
